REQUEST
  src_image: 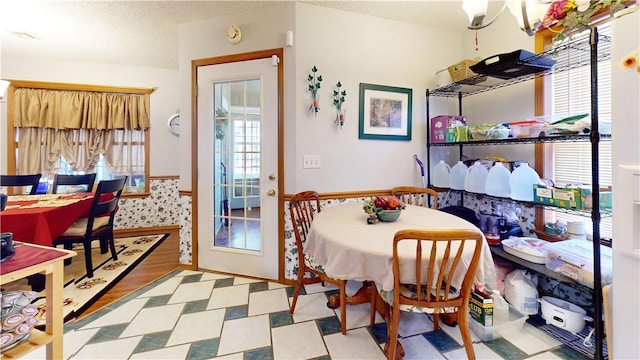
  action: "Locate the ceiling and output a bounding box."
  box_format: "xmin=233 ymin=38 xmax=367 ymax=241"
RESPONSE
xmin=0 ymin=1 xmax=473 ymax=70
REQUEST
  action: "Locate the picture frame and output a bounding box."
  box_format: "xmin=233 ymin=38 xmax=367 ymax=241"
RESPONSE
xmin=358 ymin=83 xmax=412 ymax=141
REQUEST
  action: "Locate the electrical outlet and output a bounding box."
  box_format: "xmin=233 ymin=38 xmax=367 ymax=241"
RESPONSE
xmin=303 ymin=155 xmax=321 ymax=169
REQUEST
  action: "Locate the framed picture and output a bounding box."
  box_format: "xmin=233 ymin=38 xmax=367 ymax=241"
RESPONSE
xmin=358 ymin=83 xmax=412 ymax=141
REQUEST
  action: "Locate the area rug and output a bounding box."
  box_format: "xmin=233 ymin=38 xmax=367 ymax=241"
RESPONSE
xmin=2 ymin=233 xmax=168 ymax=326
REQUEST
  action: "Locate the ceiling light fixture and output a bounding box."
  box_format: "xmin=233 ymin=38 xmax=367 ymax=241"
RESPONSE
xmin=462 ymin=0 xmax=550 ymax=36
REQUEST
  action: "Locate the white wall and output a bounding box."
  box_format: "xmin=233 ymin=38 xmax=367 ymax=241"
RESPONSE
xmin=178 ymin=3 xmax=296 ymax=191
xmin=0 ymin=57 xmax=180 ymax=176
xmin=290 ymin=3 xmax=464 ymax=192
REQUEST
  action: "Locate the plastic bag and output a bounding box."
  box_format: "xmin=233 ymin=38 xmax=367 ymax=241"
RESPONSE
xmin=504 ymin=269 xmax=539 ymax=315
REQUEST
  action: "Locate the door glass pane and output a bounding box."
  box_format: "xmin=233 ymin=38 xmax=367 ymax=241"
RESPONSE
xmin=213 ymin=79 xmax=262 ymax=252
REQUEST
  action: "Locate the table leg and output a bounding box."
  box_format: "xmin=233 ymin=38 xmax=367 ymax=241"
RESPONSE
xmin=46 ymin=261 xmax=64 ymax=360
xmin=327 ymin=281 xmax=374 ymax=308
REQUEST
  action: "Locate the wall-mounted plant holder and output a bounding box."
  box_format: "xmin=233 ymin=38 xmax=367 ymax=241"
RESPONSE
xmin=333 ymin=81 xmax=346 ymax=129
xmin=307 ymin=66 xmax=322 ymax=115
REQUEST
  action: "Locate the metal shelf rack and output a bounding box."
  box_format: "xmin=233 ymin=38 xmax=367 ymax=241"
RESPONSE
xmin=425 ymin=29 xmax=610 ymax=359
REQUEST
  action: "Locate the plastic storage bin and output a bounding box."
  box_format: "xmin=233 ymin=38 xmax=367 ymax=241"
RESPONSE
xmin=469 ymin=304 xmax=528 ymax=341
xmin=545 ymin=239 xmax=613 ymax=288
xmin=509 ymin=120 xmax=545 ymax=138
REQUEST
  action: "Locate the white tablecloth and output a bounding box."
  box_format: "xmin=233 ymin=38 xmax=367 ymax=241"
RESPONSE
xmin=305 ymin=203 xmax=497 ymax=291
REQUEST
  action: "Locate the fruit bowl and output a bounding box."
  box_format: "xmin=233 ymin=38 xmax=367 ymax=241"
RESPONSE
xmin=376 ymin=209 xmax=401 ymax=222
xmin=363 ymin=196 xmax=405 ymax=224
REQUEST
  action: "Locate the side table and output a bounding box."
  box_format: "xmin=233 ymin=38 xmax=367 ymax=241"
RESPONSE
xmin=1 ymin=242 xmax=75 ymax=359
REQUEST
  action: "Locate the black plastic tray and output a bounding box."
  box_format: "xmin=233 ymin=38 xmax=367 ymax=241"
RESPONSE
xmin=470 ymin=50 xmax=556 ymax=80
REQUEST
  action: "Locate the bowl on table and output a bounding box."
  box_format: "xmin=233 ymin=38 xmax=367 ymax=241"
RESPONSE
xmin=376 ymin=209 xmax=401 ymax=222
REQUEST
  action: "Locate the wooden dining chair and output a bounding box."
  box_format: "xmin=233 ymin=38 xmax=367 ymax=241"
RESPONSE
xmin=0 ymin=174 xmax=42 ymax=195
xmin=390 ymin=186 xmax=438 ymax=209
xmin=370 ymin=228 xmax=484 ymax=360
xmin=52 ymin=173 xmax=97 ymax=194
xmin=289 ymin=190 xmax=347 ymax=335
xmin=53 ymin=177 xmax=127 ymax=278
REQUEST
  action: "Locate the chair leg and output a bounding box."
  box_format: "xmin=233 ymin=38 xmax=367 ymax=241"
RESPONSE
xmin=61 ymin=243 xmax=73 ymax=266
xmin=387 ymin=306 xmax=401 ymax=360
xmin=83 ymin=240 xmax=94 ymax=278
xmin=457 ymin=308 xmax=476 ymax=360
xmin=289 ymin=271 xmax=304 ymax=314
xmin=108 ymin=232 xmax=118 ymax=261
xmin=433 ymin=313 xmax=440 ymax=331
xmin=99 ymin=237 xmax=108 ymax=254
xmin=339 ymin=280 xmax=347 ymax=335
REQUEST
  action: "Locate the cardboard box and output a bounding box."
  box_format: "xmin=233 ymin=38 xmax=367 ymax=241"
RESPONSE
xmin=446 ymin=126 xmax=469 ymax=143
xmin=430 ymin=115 xmax=466 ymax=144
xmin=469 ymin=290 xmax=493 ymax=326
xmin=578 ymin=187 xmax=613 ymax=210
xmin=534 ymin=184 xmax=612 ymax=210
xmin=534 ymin=184 xmax=579 ymax=209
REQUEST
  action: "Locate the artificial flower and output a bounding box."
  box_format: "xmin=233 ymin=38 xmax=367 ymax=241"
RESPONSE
xmin=542 ymin=0 xmax=626 ymax=43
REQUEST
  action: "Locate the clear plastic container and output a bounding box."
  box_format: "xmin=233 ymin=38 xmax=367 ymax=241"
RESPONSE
xmin=469 ymin=304 xmax=528 ymax=341
xmin=510 ymin=120 xmax=545 ymax=138
xmin=545 ymin=239 xmax=613 ymax=288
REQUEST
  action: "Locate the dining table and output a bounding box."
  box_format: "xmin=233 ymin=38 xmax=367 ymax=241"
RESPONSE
xmin=0 ymin=193 xmax=95 ymax=247
xmin=305 ymin=202 xmax=497 ymax=310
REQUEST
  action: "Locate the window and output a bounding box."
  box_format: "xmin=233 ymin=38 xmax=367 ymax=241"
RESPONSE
xmin=546 ymin=25 xmax=612 ymax=239
xmin=6 ymin=81 xmax=151 ymax=195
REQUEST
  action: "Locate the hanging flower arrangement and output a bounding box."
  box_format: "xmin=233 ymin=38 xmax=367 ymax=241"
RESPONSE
xmin=542 ymin=0 xmax=626 ymax=43
xmin=332 ymin=81 xmax=347 ymax=129
xmin=307 ymin=66 xmax=323 ymax=115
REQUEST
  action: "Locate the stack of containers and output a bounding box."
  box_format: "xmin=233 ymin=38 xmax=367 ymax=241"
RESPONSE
xmin=432 ymin=160 xmax=542 ymax=200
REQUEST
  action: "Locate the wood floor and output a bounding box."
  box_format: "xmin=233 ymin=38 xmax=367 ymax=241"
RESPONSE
xmin=78 ymin=228 xmax=181 ymax=319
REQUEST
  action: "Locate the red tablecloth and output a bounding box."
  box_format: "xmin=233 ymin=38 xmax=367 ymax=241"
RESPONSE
xmin=0 ymin=242 xmax=71 ymax=275
xmin=0 ymin=193 xmax=94 ymax=246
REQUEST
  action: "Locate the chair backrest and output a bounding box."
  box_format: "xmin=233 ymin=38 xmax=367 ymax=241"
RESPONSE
xmin=288 ymin=191 xmax=321 ymax=249
xmin=391 ymin=228 xmax=484 ymax=309
xmin=0 ymin=174 xmax=42 ymax=195
xmin=52 ymin=173 xmax=97 ymax=194
xmin=84 ymin=177 xmax=127 ymax=234
xmin=391 ymin=186 xmax=438 ymax=209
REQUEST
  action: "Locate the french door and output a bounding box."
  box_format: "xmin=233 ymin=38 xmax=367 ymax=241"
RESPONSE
xmin=196 ymin=56 xmax=279 ymax=280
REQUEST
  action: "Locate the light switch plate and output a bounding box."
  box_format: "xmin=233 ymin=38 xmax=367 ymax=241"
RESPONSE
xmin=303 ymin=155 xmax=321 ymax=169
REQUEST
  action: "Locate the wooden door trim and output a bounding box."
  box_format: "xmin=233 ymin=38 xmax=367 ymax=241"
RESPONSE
xmin=191 ymin=48 xmax=285 ymax=282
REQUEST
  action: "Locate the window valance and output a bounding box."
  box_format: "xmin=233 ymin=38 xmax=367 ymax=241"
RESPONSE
xmin=12 ymin=88 xmax=150 ymax=130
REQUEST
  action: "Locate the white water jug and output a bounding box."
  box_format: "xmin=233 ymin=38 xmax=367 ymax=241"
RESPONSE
xmin=449 ymin=161 xmax=468 ymax=190
xmin=465 ymin=161 xmax=488 ymax=194
xmin=510 ymin=163 xmax=541 ymax=201
xmin=485 ymin=162 xmax=511 ymax=197
xmin=432 ymin=160 xmax=451 ymax=188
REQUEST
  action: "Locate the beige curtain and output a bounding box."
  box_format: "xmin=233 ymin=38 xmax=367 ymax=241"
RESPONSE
xmin=12 ymin=88 xmax=150 ymax=130
xmin=17 ymin=128 xmax=118 ymax=175
xmin=14 ymin=88 xmax=148 ymax=176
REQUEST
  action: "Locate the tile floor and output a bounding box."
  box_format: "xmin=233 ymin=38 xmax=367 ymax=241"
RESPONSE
xmin=24 ymin=269 xmax=594 ymax=359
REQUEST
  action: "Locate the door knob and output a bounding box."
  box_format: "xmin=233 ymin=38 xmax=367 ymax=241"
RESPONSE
xmin=269 ymin=174 xmax=276 ymax=181
xmin=267 ymin=189 xmax=276 ymax=197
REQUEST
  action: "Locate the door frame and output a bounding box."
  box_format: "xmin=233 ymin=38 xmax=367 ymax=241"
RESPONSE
xmin=191 ymin=48 xmax=285 ymax=282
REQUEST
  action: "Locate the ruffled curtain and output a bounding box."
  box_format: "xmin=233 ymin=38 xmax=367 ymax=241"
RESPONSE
xmin=12 ymin=88 xmax=150 ymax=130
xmin=13 ymin=88 xmax=148 ymax=175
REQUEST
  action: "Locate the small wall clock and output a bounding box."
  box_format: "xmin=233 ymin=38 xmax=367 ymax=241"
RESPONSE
xmin=226 ymin=25 xmax=242 ymax=44
xmin=167 ymin=113 xmax=180 ymax=136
